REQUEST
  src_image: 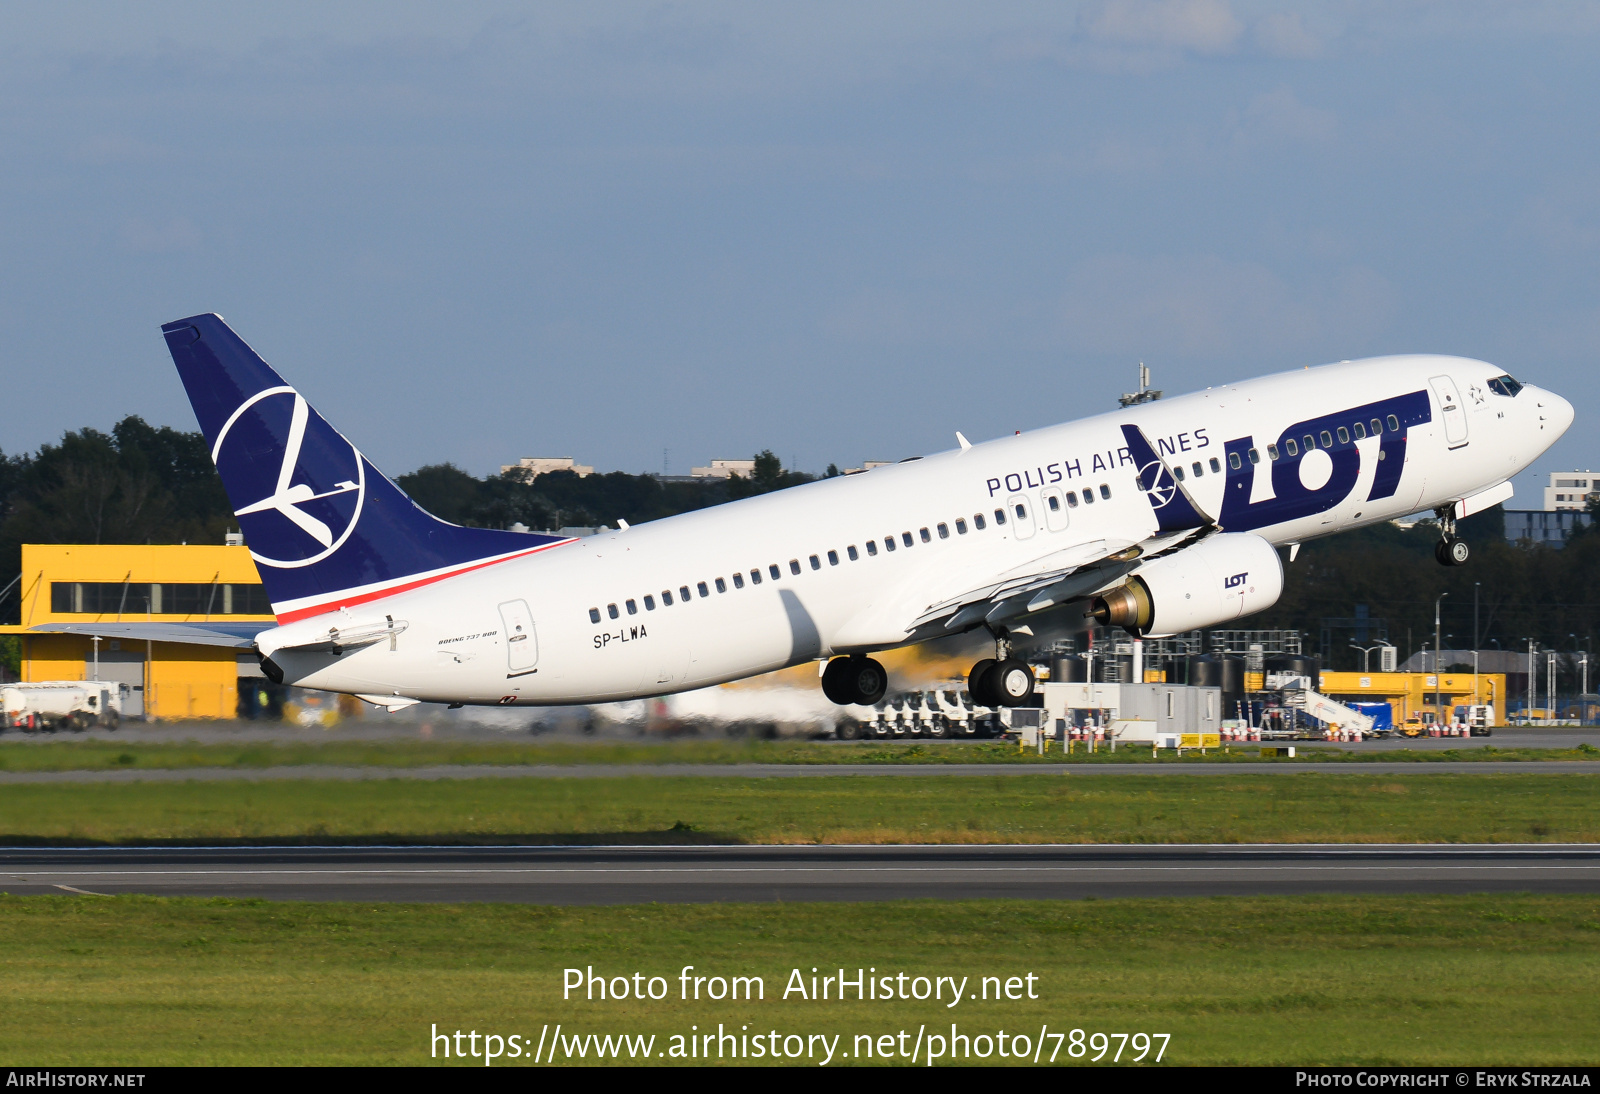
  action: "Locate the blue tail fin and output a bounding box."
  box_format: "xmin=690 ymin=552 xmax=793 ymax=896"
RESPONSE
xmin=162 ymin=313 xmax=568 ymax=622
xmin=1119 ymin=423 xmax=1213 ymax=533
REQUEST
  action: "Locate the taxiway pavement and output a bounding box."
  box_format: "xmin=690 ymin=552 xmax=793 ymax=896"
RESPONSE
xmin=5 ymin=844 xmax=1598 ymax=903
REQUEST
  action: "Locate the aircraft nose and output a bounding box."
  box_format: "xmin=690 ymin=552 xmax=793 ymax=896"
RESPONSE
xmin=1540 ymin=389 xmax=1576 ymax=438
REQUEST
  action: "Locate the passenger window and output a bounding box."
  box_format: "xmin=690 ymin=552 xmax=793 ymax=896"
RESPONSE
xmin=589 ymin=608 xmax=601 ymax=624
xmin=1353 ymin=422 xmax=1366 ymax=440
xmin=1100 ymin=484 xmax=1111 ymax=499
xmin=662 ymin=590 xmax=674 ymax=606
xmin=790 ymin=559 xmax=802 ymax=574
xmin=1082 ymin=489 xmax=1094 ymax=504
xmin=1047 ymin=496 xmax=1060 ymax=512
xmin=1386 ymin=414 xmax=1400 ymax=432
xmin=607 ymin=603 xmax=619 ymax=620
xmin=847 ymin=545 xmax=859 ymax=560
xmin=993 ymin=508 xmax=1007 ymax=525
xmin=1267 ymin=444 xmax=1279 ymax=460
xmin=626 ymin=599 xmax=637 ymax=615
xmin=693 ymin=582 xmax=706 ymax=598
xmin=680 ymin=585 xmax=692 ymax=602
xmin=866 ymin=540 xmax=879 ymax=556
xmin=1285 ymin=439 xmax=1298 ymax=457
xmin=1228 ymin=451 xmax=1242 ymax=470
xmin=1336 ymin=427 xmax=1349 ymax=444
xmin=901 ymin=532 xmax=914 ymax=547
xmin=1013 ymin=504 xmax=1026 ymax=521
xmin=750 ymin=569 xmax=762 ymax=584
xmin=809 ymin=555 xmax=821 ymax=570
xmin=974 ymin=513 xmax=987 ymax=530
xmin=1248 ymin=448 xmax=1260 ymax=464
xmin=715 ymin=577 xmax=727 ymax=593
xmin=769 ymin=564 xmax=781 ymax=580
xmin=937 ymin=523 xmax=949 ymax=539
xmin=1191 ymin=462 xmax=1203 ymax=478
xmin=1066 ymin=492 xmax=1079 ymax=507
xmin=1320 ymin=430 xmax=1333 ymax=448
xmin=1173 ymin=465 xmax=1185 ymax=481
xmin=827 ymin=550 xmax=839 ymax=565
xmin=1304 ymin=434 xmax=1316 ymax=452
xmin=919 ymin=527 xmax=931 ymax=543
xmin=732 ymin=573 xmax=744 ymax=589
xmin=885 ymin=537 xmax=896 ymax=552
xmin=955 ymin=518 xmax=967 ymax=534
xmin=644 ymin=595 xmax=656 ymax=610
xmin=1209 ymin=457 xmax=1221 ymax=473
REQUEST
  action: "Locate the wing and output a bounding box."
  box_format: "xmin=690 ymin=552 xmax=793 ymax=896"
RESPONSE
xmin=23 ymin=621 xmax=266 ymax=649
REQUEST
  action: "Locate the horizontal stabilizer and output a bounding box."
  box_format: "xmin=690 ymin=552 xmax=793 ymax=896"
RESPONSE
xmin=23 ymin=621 xmax=264 ymax=650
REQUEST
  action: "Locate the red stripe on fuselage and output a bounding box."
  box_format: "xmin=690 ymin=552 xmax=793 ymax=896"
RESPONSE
xmin=273 ymin=539 xmax=575 ymax=625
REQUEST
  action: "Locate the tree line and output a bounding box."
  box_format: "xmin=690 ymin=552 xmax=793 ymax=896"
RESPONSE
xmin=1 ymin=418 xmax=1595 ymax=682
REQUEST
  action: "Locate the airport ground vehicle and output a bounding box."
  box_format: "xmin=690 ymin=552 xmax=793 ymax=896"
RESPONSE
xmin=838 ymin=683 xmax=1006 ymax=739
xmin=0 ymin=681 xmax=124 ymax=731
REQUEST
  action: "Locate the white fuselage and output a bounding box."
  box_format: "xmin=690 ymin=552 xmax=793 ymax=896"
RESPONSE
xmin=258 ymin=355 xmax=1572 ymax=705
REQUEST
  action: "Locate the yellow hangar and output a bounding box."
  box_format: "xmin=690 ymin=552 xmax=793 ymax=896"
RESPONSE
xmin=0 ymin=543 xmax=275 ymax=720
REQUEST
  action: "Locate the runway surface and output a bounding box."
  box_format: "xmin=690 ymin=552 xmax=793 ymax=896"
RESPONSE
xmin=5 ymin=844 xmax=1599 ymax=903
xmin=2 ymin=760 xmax=1597 ymax=783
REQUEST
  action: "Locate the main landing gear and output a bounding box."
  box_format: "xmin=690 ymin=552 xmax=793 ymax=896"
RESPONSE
xmin=966 ymin=628 xmax=1037 ymax=708
xmin=821 ymin=656 xmax=889 ymax=706
xmin=1433 ymin=504 xmax=1470 ymax=567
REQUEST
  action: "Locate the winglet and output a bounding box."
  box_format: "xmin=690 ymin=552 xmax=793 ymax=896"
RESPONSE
xmin=1119 ymin=423 xmax=1212 ymax=532
xmin=956 ymin=431 xmax=972 ymax=450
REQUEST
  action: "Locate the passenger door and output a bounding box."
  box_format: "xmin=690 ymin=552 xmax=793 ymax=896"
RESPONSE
xmin=498 ymin=599 xmax=539 ymax=676
xmin=1040 ymin=487 xmax=1070 ymax=533
xmin=1430 ymin=375 xmax=1469 ymax=449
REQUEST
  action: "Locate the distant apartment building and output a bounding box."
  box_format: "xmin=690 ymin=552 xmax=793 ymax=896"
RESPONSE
xmin=1502 ymin=470 xmax=1596 ymax=547
xmin=1544 ymin=470 xmax=1599 ymax=511
xmin=501 ymin=457 xmax=594 ymax=480
xmin=690 ymin=459 xmax=756 ymax=479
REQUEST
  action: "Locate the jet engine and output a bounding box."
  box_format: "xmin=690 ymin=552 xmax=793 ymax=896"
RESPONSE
xmin=1089 ymin=532 xmax=1284 ymax=637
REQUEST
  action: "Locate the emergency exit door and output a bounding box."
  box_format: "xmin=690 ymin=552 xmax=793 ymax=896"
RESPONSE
xmin=498 ymin=600 xmax=539 ymax=676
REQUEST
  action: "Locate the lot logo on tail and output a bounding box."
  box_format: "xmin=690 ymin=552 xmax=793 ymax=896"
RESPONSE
xmin=213 ymin=385 xmax=367 ymax=568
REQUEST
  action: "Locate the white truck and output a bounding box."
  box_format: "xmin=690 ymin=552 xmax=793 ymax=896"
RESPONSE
xmin=1 ymin=681 xmax=124 ymax=731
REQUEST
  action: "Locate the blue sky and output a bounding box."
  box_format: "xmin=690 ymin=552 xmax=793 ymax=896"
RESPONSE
xmin=2 ymin=1 xmax=1598 ymax=494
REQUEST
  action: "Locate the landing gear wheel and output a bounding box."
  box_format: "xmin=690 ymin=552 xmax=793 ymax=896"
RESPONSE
xmin=821 ymin=657 xmax=888 ymax=706
xmin=1446 ymin=537 xmax=1469 ymax=565
xmin=990 ymin=659 xmax=1037 ymax=707
xmin=835 ymin=719 xmax=862 ymax=741
xmin=927 ymin=717 xmax=950 ymax=739
xmin=968 ymin=658 xmax=998 ymax=706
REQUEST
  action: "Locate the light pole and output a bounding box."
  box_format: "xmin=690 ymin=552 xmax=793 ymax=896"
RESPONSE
xmin=1350 ymin=644 xmax=1385 ymax=673
xmin=1433 ymin=593 xmax=1448 ymax=722
xmin=1473 ymin=582 xmax=1481 ymax=705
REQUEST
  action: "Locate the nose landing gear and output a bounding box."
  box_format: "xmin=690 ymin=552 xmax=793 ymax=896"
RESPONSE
xmin=1433 ymin=504 xmax=1470 ymax=567
xmin=821 ymin=656 xmax=889 ymax=706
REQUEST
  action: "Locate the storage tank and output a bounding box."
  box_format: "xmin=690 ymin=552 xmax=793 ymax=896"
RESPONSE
xmin=1050 ymin=655 xmax=1086 ymax=683
xmin=1189 ymin=654 xmax=1246 ymax=716
xmin=1266 ymin=655 xmax=1320 ymax=682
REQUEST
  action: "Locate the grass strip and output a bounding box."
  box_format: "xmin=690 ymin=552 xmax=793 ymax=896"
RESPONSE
xmin=1 ymin=773 xmax=1596 ymax=844
xmin=1 ymin=892 xmax=1597 ymax=1065
xmin=0 ymin=737 xmax=1597 ymax=773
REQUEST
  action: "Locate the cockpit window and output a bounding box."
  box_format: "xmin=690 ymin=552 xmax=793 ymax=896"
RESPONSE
xmin=1488 ymin=374 xmax=1523 ymax=397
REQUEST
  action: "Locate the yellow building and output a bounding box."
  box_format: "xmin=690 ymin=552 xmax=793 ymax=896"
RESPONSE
xmin=1317 ymin=670 xmax=1507 ymax=727
xmin=0 ymin=544 xmax=275 ymax=720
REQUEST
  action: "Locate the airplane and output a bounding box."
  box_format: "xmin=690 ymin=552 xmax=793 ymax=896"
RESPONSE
xmin=31 ymin=313 xmax=1574 ymax=713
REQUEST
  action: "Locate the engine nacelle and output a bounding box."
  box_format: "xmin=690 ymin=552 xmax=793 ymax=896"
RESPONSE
xmin=1090 ymin=532 xmax=1284 ymax=637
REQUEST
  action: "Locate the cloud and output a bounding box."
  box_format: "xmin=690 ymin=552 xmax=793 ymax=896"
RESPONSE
xmin=1236 ymin=85 xmax=1338 ymax=144
xmin=1252 ymin=12 xmax=1325 ymax=58
xmin=1081 ymin=0 xmax=1245 ymax=55
xmin=117 ymin=216 xmax=202 ymax=253
xmin=1057 ymin=253 xmax=1395 ymax=360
